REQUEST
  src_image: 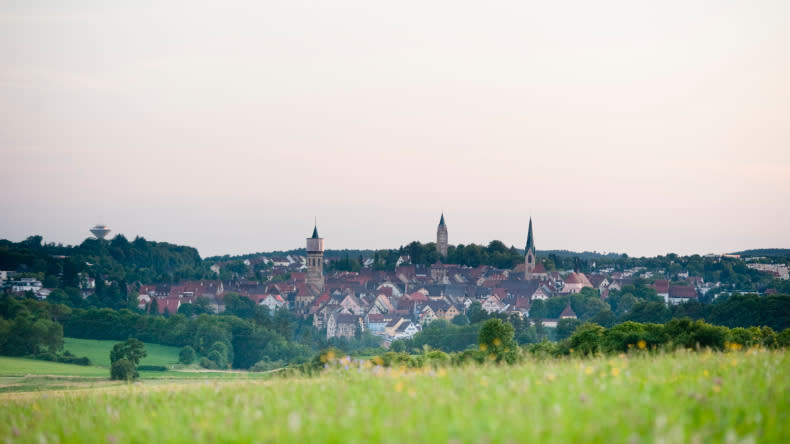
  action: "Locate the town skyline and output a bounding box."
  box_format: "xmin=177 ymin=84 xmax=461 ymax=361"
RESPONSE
xmin=2 ymin=1 xmax=789 ymax=258
xmin=1 ymin=211 xmax=787 ymax=260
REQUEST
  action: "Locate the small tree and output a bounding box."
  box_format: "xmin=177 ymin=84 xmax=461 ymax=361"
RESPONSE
xmin=110 ymin=358 xmax=136 ymax=381
xmin=478 ymin=318 xmax=517 ymax=364
xmin=109 ymin=338 xmax=147 ymax=380
xmin=179 ymin=345 xmax=197 ymax=365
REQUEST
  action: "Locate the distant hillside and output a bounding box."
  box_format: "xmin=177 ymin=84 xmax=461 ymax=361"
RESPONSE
xmin=205 ymin=249 xmax=377 ymax=262
xmin=538 ymin=250 xmax=626 ymax=260
xmin=732 ymin=249 xmax=790 ymax=257
xmin=206 ymin=247 xmax=625 ymax=262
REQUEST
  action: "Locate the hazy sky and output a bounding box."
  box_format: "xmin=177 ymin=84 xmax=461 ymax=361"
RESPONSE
xmin=1 ymin=0 xmax=789 ymax=258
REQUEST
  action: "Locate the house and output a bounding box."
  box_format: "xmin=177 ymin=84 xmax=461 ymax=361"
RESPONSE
xmin=481 ymin=295 xmax=508 ymax=314
xmin=258 ymin=294 xmax=286 ymax=312
xmin=11 ymin=278 xmax=43 ymax=293
xmin=667 ymin=286 xmax=698 ymax=305
xmin=653 ymin=280 xmax=670 ymax=301
xmin=0 ymin=270 xmax=15 ymax=286
xmin=561 ymin=272 xmax=593 ymax=294
xmin=560 ymin=303 xmax=577 ymax=319
xmin=588 ymin=274 xmax=610 ymax=291
xmin=366 ymin=313 xmax=388 ymax=334
xmin=393 ymin=320 xmax=420 ymax=340
xmin=326 ymin=313 xmax=363 ymax=339
xmin=339 ymin=294 xmax=366 ymax=315
xmin=419 ymin=304 xmax=437 ymax=325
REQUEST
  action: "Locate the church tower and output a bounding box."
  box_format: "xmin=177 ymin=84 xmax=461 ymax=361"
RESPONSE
xmin=306 ymin=224 xmax=325 ymax=293
xmin=524 ymin=217 xmax=536 ymax=279
xmin=436 ymin=213 xmax=448 ymax=257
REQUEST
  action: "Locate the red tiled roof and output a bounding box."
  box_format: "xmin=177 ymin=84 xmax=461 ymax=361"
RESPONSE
xmin=653 ymin=279 xmax=670 ymax=294
xmin=669 ymin=285 xmax=697 ymax=299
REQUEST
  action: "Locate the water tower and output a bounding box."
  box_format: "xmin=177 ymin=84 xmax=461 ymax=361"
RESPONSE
xmin=90 ymin=224 xmax=111 ymax=239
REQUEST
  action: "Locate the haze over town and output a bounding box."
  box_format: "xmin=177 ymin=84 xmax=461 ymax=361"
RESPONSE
xmin=2 ymin=1 xmax=789 ymax=257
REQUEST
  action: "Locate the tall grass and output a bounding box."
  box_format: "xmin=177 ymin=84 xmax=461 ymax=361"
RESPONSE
xmin=1 ymin=349 xmax=787 ymax=443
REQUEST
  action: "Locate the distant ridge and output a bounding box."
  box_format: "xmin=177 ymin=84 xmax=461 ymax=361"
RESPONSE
xmin=731 ymin=249 xmax=790 ymax=257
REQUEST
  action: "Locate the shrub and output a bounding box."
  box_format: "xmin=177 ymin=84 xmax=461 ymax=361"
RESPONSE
xmin=200 ymin=357 xmax=218 ymax=369
xmin=424 ymin=350 xmax=450 ymax=368
xmin=566 ymin=323 xmax=605 ymax=356
xmin=137 ymin=365 xmax=167 ymax=371
xmin=251 ymin=360 xmax=285 ymax=372
xmin=777 ymin=328 xmax=790 ymax=348
xmin=110 ymin=358 xmax=137 ymax=380
xmin=179 ymin=345 xmax=197 ymax=365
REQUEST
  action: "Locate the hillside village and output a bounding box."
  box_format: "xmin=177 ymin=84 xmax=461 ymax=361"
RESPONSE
xmin=5 ymin=215 xmax=783 ymax=345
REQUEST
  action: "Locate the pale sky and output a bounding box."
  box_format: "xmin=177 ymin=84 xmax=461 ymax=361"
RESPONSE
xmin=1 ymin=0 xmax=789 ymax=258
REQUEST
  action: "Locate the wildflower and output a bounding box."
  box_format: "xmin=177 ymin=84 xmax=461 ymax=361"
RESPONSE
xmin=395 ymin=381 xmax=404 ymax=392
xmin=584 ymin=366 xmax=594 ymax=375
xmin=610 ymin=368 xmax=620 ymax=377
xmin=703 ymin=370 xmax=709 ymax=377
xmin=637 ymin=340 xmax=647 ymax=350
xmin=546 ymin=373 xmax=556 ymax=382
xmin=479 ymin=343 xmax=488 ymax=351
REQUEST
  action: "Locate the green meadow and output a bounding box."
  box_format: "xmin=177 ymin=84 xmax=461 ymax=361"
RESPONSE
xmin=62 ymin=337 xmax=182 ymax=368
xmin=1 ymin=349 xmax=788 ymax=443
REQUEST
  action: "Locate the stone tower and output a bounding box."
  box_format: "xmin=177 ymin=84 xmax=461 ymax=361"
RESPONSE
xmin=306 ymin=224 xmax=325 ymax=293
xmin=524 ymin=217 xmax=536 ymax=279
xmin=436 ymin=213 xmax=448 ymax=257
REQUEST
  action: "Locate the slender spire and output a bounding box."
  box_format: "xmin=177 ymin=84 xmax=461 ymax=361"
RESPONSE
xmin=311 ymin=225 xmax=319 ymax=239
xmin=525 ymin=217 xmax=534 ymax=252
xmin=439 ymin=212 xmax=446 ymax=227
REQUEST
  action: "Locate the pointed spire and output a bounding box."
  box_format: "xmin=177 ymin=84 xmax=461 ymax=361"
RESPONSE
xmin=439 ymin=212 xmax=446 ymax=227
xmin=525 ymin=217 xmax=534 ymax=252
xmin=311 ymin=225 xmax=319 ymax=239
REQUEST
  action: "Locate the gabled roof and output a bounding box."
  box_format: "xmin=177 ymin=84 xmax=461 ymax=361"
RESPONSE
xmin=588 ymin=274 xmax=608 ymax=288
xmin=669 ymin=285 xmax=697 ymax=299
xmin=653 ymin=279 xmax=670 ymax=294
xmin=560 ymin=303 xmax=577 ymax=318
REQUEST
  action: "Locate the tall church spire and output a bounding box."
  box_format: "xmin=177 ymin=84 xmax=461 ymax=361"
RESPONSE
xmin=436 ymin=213 xmax=448 ymax=257
xmin=305 ymin=222 xmax=325 ymax=298
xmin=525 ymin=217 xmax=534 ymax=252
xmin=524 ymin=217 xmax=536 ymax=280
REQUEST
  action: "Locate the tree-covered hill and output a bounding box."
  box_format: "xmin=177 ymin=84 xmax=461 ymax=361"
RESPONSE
xmin=0 ymin=235 xmax=212 ymax=287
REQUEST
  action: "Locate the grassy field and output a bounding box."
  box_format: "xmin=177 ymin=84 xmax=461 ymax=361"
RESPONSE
xmin=0 ymin=355 xmax=274 ymax=394
xmin=1 ymin=349 xmax=788 ymax=443
xmin=63 ymin=337 xmax=182 ymax=367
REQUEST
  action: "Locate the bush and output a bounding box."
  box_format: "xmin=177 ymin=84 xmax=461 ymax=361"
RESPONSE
xmin=423 ymin=350 xmax=450 ymax=368
xmin=527 ymin=340 xmax=559 ymax=358
xmin=60 ymin=355 xmax=91 ymax=366
xmin=110 ymin=358 xmax=137 ymax=380
xmin=566 ymin=323 xmax=605 ymax=356
xmin=777 ymin=328 xmax=790 ymax=348
xmin=251 ymin=360 xmax=285 ymax=372
xmin=179 ymin=345 xmax=197 ymax=365
xmin=137 ymin=365 xmax=167 ymax=371
xmin=200 ymin=357 xmax=218 ymax=370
